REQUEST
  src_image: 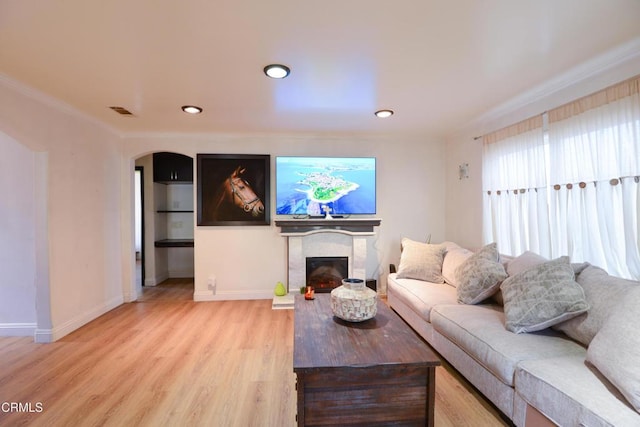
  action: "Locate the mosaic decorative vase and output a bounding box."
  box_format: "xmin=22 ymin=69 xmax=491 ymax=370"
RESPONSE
xmin=330 ymin=278 xmax=377 ymax=322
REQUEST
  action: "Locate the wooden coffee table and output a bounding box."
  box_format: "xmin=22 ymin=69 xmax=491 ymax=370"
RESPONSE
xmin=293 ymin=294 xmax=440 ymax=426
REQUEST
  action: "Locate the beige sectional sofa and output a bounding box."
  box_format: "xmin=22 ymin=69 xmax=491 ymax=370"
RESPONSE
xmin=387 ymin=240 xmax=640 ymax=426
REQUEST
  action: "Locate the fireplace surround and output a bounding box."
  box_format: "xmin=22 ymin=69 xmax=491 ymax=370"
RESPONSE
xmin=275 ymin=218 xmax=381 ymax=292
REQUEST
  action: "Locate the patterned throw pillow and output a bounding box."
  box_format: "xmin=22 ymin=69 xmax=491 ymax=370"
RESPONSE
xmin=501 ymin=256 xmax=589 ymax=334
xmin=455 ymin=243 xmax=507 ymax=304
xmin=396 ymin=238 xmax=446 ymax=283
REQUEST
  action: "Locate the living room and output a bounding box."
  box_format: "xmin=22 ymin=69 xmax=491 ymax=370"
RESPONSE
xmin=1 ymin=1 xmax=640 ymax=425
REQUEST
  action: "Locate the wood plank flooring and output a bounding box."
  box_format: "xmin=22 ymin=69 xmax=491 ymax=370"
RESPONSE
xmin=0 ymin=280 xmax=508 ymax=426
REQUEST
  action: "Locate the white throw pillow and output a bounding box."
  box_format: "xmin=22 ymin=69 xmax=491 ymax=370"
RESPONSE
xmin=441 ymin=241 xmax=462 ymax=251
xmin=442 ymin=247 xmax=473 ymax=287
xmin=587 ymin=286 xmax=640 ymax=413
xmin=396 ymin=238 xmax=446 ymax=283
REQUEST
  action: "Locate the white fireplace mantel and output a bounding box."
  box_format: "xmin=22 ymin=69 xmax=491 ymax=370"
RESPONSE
xmin=275 ymin=218 xmax=381 ymax=291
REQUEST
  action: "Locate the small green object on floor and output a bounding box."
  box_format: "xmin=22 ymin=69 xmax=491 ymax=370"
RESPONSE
xmin=274 ymin=281 xmax=287 ymax=296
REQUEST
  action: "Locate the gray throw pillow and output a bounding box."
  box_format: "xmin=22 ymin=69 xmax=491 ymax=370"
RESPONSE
xmin=554 ymin=264 xmax=639 ymax=345
xmin=455 ymin=242 xmax=507 ymax=304
xmin=501 ymin=256 xmax=589 ymax=334
xmin=587 ymin=286 xmax=640 ymax=412
xmin=396 ymin=238 xmax=446 ymax=283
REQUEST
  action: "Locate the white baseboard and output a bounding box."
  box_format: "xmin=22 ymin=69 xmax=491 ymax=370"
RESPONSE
xmin=193 ymin=289 xmax=215 ymax=301
xmin=0 ymin=322 xmax=37 ymax=337
xmin=144 ymin=272 xmax=169 ymax=287
xmin=34 ymin=295 xmax=123 ymax=343
xmin=193 ymin=289 xmax=274 ymax=301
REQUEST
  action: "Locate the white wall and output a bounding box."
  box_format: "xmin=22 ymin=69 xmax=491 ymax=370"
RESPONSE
xmin=444 ymin=136 xmax=484 ymax=250
xmin=0 ymin=76 xmax=124 ymax=341
xmin=0 ymin=131 xmax=37 ymax=335
xmin=122 ymin=133 xmax=446 ymax=299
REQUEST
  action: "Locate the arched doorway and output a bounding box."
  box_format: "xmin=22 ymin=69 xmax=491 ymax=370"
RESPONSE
xmin=133 ymin=151 xmax=194 ymax=300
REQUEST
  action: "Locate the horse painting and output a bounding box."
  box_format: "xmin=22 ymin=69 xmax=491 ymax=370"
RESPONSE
xmin=211 ymin=166 xmax=265 ymax=221
xmin=197 ymin=154 xmax=270 ymax=226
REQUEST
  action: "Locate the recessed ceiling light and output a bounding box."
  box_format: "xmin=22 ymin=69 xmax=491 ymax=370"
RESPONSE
xmin=375 ymin=109 xmax=394 ymax=118
xmin=264 ymin=64 xmax=290 ymax=79
xmin=182 ymin=105 xmax=203 ymax=114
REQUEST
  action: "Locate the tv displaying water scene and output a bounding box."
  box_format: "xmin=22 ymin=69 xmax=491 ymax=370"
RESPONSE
xmin=275 ymin=156 xmax=376 ymax=216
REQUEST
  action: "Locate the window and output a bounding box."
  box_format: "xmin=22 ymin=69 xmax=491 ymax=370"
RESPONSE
xmin=483 ymin=76 xmax=640 ymax=280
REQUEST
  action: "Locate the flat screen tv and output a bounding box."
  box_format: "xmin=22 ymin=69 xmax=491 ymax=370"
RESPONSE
xmin=275 ymin=156 xmax=376 ymax=216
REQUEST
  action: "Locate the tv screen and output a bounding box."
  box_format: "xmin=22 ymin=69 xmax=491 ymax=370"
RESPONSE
xmin=276 ymin=156 xmax=376 ymax=216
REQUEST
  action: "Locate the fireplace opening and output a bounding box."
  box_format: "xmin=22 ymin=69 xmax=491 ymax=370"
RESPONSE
xmin=306 ymin=256 xmax=348 ymax=293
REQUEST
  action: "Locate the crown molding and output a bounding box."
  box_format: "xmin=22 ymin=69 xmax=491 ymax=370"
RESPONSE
xmin=456 ymin=37 xmax=640 ymax=139
xmin=0 ymin=74 xmax=122 ymax=138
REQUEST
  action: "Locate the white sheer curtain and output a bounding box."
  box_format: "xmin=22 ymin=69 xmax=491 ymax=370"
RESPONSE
xmin=482 ymin=75 xmax=640 ymax=280
xmin=547 ymin=77 xmax=640 ymax=279
xmin=482 ymin=116 xmax=550 ymax=257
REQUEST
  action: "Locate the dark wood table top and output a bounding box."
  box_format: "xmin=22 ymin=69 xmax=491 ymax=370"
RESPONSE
xmin=294 ymin=294 xmax=440 ymax=370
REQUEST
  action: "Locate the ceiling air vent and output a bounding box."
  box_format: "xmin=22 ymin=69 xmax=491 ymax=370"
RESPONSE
xmin=109 ymin=106 xmax=134 ymax=116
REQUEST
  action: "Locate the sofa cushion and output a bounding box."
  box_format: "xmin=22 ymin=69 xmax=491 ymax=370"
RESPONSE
xmin=516 ymin=355 xmax=640 ymax=426
xmin=501 ymin=256 xmax=589 ymax=333
xmin=587 ymin=286 xmax=640 ymax=413
xmin=387 ymin=273 xmax=457 ymax=322
xmin=442 ymin=246 xmax=473 ymax=287
xmin=455 ymin=243 xmax=507 ymax=304
xmin=395 ymin=238 xmax=446 ymax=283
xmin=430 ymin=304 xmax=586 ymax=386
xmin=554 ymin=264 xmax=639 ymax=346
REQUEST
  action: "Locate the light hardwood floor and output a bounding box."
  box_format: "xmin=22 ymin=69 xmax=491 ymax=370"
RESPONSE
xmin=0 ymin=279 xmax=509 ymax=426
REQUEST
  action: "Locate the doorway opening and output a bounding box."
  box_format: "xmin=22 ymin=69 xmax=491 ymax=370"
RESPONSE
xmin=133 ymin=152 xmax=195 ymax=301
xmin=135 ymin=167 xmax=145 ymax=288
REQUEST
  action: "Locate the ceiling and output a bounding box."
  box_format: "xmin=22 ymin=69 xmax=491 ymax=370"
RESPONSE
xmin=2 ymin=0 xmax=640 ymax=137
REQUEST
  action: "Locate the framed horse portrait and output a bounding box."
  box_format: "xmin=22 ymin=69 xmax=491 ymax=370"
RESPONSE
xmin=197 ymin=154 xmax=270 ymax=226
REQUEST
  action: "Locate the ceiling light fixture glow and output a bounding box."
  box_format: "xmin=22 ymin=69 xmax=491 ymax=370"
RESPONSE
xmin=264 ymin=64 xmax=290 ymax=79
xmin=182 ymin=105 xmax=203 ymax=114
xmin=375 ymin=109 xmax=394 ymax=118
